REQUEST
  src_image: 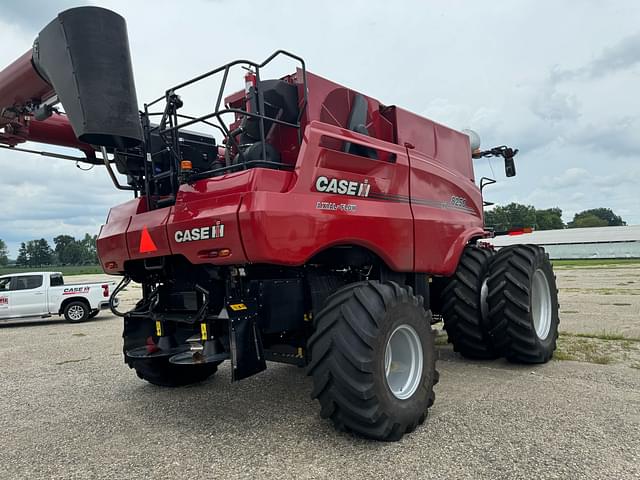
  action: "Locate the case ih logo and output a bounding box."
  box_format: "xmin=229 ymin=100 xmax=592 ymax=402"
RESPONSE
xmin=174 ymin=221 xmax=225 ymax=243
xmin=0 ymin=296 xmax=8 ymax=305
xmin=63 ymin=287 xmax=90 ymax=295
xmin=315 ymin=176 xmax=371 ymax=197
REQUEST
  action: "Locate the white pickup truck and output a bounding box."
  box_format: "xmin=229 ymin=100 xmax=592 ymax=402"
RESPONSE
xmin=0 ymin=272 xmax=117 ymax=323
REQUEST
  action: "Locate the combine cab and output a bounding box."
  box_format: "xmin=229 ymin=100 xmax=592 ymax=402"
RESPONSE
xmin=0 ymin=7 xmax=558 ymax=440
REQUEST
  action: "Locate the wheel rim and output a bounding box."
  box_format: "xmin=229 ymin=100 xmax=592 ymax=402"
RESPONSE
xmin=68 ymin=305 xmax=85 ymax=321
xmin=531 ymin=269 xmax=552 ymax=340
xmin=384 ymin=324 xmax=423 ymax=400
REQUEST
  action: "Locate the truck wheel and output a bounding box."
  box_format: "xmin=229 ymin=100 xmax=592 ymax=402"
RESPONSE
xmin=308 ymin=281 xmax=437 ymax=441
xmin=440 ymin=246 xmax=499 ymax=359
xmin=127 ymin=356 xmax=220 ymax=388
xmin=486 ymin=244 xmax=559 ymax=363
xmin=63 ymin=300 xmax=90 ymax=323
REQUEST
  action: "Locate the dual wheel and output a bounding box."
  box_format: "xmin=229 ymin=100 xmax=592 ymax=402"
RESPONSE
xmin=439 ymin=244 xmax=559 ymax=363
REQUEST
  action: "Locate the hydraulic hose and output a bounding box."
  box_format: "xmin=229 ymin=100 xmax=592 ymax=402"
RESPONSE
xmin=110 ymin=275 xmax=131 ymax=317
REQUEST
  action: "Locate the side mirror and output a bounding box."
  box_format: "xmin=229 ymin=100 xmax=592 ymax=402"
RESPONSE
xmin=505 ymin=156 xmax=516 ymax=177
xmin=472 ymin=144 xmax=518 ymax=177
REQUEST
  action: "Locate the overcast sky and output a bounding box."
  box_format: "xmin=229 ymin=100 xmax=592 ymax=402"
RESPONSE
xmin=1 ymin=0 xmax=639 ymax=257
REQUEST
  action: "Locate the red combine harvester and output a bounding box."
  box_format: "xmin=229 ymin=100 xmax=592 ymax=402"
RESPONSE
xmin=0 ymin=7 xmax=559 ymax=440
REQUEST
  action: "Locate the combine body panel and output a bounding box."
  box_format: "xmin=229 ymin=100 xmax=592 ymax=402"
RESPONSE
xmin=96 ymin=71 xmax=484 ymax=276
xmin=0 ymin=6 xmax=558 ymax=442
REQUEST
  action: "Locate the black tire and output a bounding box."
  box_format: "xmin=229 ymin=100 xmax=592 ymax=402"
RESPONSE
xmin=440 ymin=246 xmax=499 ymax=359
xmin=127 ymin=356 xmax=220 ymax=387
xmin=486 ymin=244 xmax=559 ymax=363
xmin=63 ymin=300 xmax=90 ymax=323
xmin=308 ymin=281 xmax=437 ymax=441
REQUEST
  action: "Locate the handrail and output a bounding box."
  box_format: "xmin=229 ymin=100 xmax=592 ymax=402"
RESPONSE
xmin=141 ymin=50 xmax=308 ymax=209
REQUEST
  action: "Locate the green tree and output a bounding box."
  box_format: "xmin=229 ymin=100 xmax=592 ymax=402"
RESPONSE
xmin=484 ymin=202 xmax=537 ymax=232
xmin=535 ymin=208 xmax=565 ymax=230
xmin=568 ymin=208 xmax=626 ymax=228
xmin=81 ymin=233 xmax=98 ymax=264
xmin=25 ymin=239 xmax=53 ymax=266
xmin=568 ymin=214 xmax=608 ymax=228
xmin=54 ymin=235 xmax=85 ymax=265
xmin=0 ymin=239 xmax=8 ymax=266
xmin=16 ymin=242 xmax=29 ymax=266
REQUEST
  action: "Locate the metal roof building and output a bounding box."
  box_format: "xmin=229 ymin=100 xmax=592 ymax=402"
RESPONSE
xmin=486 ymin=225 xmax=640 ymax=259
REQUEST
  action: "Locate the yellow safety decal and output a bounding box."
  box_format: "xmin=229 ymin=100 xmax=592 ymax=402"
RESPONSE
xmin=200 ymin=323 xmax=208 ymax=341
xmin=155 ymin=320 xmax=162 ymax=337
xmin=229 ymin=303 xmax=248 ymax=311
xmin=297 ymin=347 xmax=304 ymax=358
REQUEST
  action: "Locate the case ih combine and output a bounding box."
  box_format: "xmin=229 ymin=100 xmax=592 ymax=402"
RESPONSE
xmin=0 ymin=7 xmax=559 ymax=440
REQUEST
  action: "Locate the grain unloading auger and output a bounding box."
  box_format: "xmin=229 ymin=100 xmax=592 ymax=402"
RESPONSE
xmin=0 ymin=6 xmax=557 ymax=441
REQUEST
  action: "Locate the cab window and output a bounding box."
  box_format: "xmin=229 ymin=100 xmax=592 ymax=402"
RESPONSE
xmin=50 ymin=274 xmax=64 ymax=287
xmin=11 ymin=275 xmax=44 ymax=291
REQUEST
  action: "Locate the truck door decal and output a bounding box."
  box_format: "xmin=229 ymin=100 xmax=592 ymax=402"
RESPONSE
xmin=63 ymin=287 xmax=90 ymax=295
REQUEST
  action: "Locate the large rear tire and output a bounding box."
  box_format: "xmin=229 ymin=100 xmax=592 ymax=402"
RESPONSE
xmin=440 ymin=246 xmax=498 ymax=359
xmin=308 ymin=281 xmax=437 ymax=441
xmin=486 ymin=244 xmax=559 ymax=363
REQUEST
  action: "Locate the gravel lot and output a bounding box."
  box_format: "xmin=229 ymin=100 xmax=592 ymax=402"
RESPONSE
xmin=556 ymin=265 xmax=640 ymax=338
xmin=1 ymin=267 xmax=639 ymax=479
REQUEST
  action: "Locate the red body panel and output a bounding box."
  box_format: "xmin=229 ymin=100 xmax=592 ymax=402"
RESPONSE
xmin=97 ymin=198 xmax=146 ymax=272
xmin=236 ymin=121 xmax=414 ymax=271
xmin=408 ymin=148 xmax=484 ymax=273
xmin=88 ymin=69 xmax=487 ymax=277
xmin=0 ymin=51 xmax=53 ymax=124
xmin=127 ymin=209 xmax=173 ymax=260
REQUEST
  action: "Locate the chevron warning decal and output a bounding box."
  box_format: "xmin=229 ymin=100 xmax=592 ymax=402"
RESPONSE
xmin=139 ymin=226 xmax=158 ymax=253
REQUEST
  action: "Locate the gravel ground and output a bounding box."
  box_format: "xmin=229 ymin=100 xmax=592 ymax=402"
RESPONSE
xmin=0 ymin=268 xmax=639 ymax=479
xmin=556 ymin=265 xmax=640 ymax=338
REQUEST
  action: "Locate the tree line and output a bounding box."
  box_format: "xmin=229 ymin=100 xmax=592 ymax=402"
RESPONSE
xmin=484 ymin=205 xmax=626 ymax=232
xmin=0 ymin=234 xmax=98 ymax=267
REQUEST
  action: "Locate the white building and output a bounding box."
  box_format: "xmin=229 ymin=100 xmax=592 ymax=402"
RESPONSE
xmin=487 ymin=225 xmax=640 ymax=259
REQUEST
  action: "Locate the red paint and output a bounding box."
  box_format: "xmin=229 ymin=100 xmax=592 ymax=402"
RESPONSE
xmin=0 ymin=51 xmax=54 ymax=125
xmin=26 ymin=114 xmax=95 ymax=154
xmin=128 ymin=211 xmax=169 ymax=259
xmin=0 ymin=111 xmax=96 ymax=157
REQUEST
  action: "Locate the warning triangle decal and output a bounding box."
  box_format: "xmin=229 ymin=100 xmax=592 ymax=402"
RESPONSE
xmin=139 ymin=226 xmax=158 ymax=253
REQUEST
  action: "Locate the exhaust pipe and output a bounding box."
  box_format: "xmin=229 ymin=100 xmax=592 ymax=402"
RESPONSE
xmin=32 ymin=6 xmax=143 ymax=149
